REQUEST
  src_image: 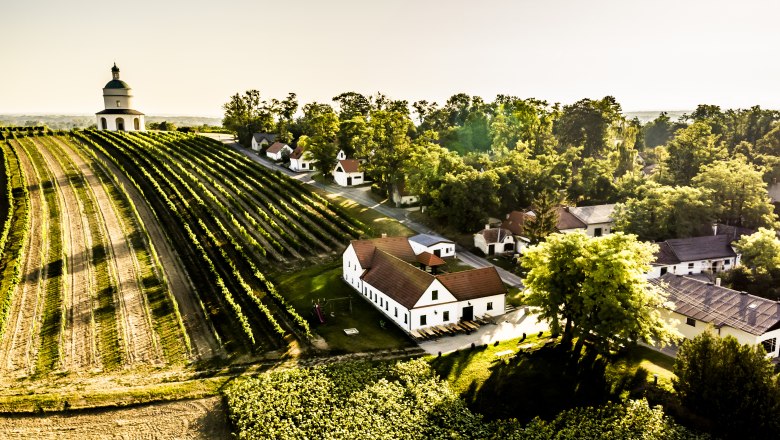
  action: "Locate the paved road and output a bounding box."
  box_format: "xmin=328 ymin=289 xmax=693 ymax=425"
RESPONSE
xmin=219 ymin=139 xmax=524 ymax=287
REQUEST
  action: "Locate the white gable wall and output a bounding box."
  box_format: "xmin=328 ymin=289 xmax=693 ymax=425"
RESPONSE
xmin=342 ymin=244 xmax=364 ymax=292
xmin=409 ymin=241 xmax=456 ymax=258
xmin=333 ymin=169 xmax=364 ymax=186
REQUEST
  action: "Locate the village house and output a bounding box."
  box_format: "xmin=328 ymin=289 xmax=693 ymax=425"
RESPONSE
xmin=333 ymin=159 xmax=364 ymax=186
xmin=342 ymin=236 xmax=506 ymax=332
xmin=651 ymin=274 xmax=780 ymax=357
xmin=408 ymin=233 xmax=456 ymax=258
xmin=289 ymin=146 xmax=315 ymax=172
xmin=391 ymin=181 xmax=419 ymax=207
xmin=648 ymin=234 xmax=742 ymax=279
xmin=265 ymin=142 xmax=292 ymax=161
xmin=473 ymin=227 xmax=515 ymax=256
xmin=251 ymin=132 xmax=276 ymax=152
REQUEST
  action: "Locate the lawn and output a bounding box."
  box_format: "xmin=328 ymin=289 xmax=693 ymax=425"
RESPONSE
xmin=428 ymin=337 xmax=675 ymax=422
xmin=273 ymin=260 xmax=415 ymax=354
xmin=311 ymin=188 xmax=415 ymax=238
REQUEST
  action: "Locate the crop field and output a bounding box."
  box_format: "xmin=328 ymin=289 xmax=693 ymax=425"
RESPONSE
xmin=0 ymin=128 xmax=364 ymax=385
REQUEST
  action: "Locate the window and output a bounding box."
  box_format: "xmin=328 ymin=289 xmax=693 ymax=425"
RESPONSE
xmin=660 ymin=267 xmax=668 ymax=275
xmin=394 ymin=307 xmax=398 ymax=317
xmin=134 ymin=118 xmax=140 ymax=130
xmin=116 ymin=100 xmax=121 ymax=107
xmin=725 ymin=259 xmax=731 ymax=265
xmin=487 ymin=302 xmax=493 ymax=311
xmin=762 ymin=338 xmax=776 ymax=353
xmin=380 ymin=298 xmax=383 ymax=307
xmin=594 ymin=227 xmax=603 ymax=237
xmin=686 ymin=317 xmax=696 ymax=327
xmin=100 ymin=117 xmax=107 ymax=130
xmin=432 ymin=290 xmax=438 ymax=301
xmin=688 ymin=263 xmax=695 ymax=269
xmin=443 ymin=311 xmax=450 ymax=322
xmin=420 ymin=315 xmax=427 ymax=326
xmin=404 ymin=314 xmax=407 ymax=324
xmin=385 ymin=302 xmax=388 ymax=311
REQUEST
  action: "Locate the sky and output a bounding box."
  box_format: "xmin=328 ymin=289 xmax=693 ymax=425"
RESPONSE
xmin=1 ymin=0 xmax=779 ymax=117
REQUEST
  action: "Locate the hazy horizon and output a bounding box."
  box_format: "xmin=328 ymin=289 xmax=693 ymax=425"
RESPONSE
xmin=2 ymin=0 xmax=779 ymax=117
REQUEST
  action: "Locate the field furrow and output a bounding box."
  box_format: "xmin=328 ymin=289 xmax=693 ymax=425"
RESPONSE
xmin=33 ymin=138 xmax=97 ymax=371
xmin=0 ymin=143 xmax=42 ymax=376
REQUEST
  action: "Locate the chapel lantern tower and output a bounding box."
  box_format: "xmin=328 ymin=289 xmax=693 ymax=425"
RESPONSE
xmin=95 ymin=63 xmax=145 ymax=132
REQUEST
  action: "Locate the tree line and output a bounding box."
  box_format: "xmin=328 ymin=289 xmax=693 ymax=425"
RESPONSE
xmin=224 ymin=91 xmax=780 ymax=233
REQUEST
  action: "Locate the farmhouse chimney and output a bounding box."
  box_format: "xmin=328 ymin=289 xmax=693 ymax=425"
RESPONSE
xmin=712 ymin=223 xmax=718 ymax=236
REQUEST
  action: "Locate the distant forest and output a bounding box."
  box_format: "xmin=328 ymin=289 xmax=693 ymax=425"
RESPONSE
xmin=0 ymin=114 xmax=222 ymax=130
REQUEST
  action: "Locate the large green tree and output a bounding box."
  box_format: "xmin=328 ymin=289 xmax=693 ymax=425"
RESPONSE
xmin=222 ymin=90 xmax=275 ymax=147
xmin=691 ymin=158 xmax=777 ymax=229
xmin=612 ymin=183 xmax=715 ymax=241
xmin=359 ymin=110 xmax=415 ymax=194
xmin=734 ymin=228 xmax=780 ymax=272
xmin=298 ymin=103 xmax=339 ymax=175
xmin=674 ymin=332 xmax=780 ymax=439
xmin=662 ymin=121 xmax=726 ymax=185
xmin=522 ymin=232 xmax=673 ymax=354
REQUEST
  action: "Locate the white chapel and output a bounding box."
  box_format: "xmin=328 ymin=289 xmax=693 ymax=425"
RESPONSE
xmin=95 ymin=63 xmax=145 ymax=132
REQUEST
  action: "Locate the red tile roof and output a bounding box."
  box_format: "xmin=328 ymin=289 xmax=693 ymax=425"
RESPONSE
xmin=437 ymin=267 xmax=507 ymax=302
xmin=350 ymin=237 xmax=416 ymax=268
xmin=416 ymin=252 xmax=446 ymax=267
xmin=290 ymin=145 xmax=305 ymax=160
xmin=501 ymin=211 xmax=530 ymax=236
xmin=362 ymin=250 xmax=435 ymax=309
xmin=266 ymin=142 xmax=289 ymax=154
xmin=337 ymin=159 xmax=360 ymax=173
xmin=555 ymin=207 xmax=587 ymax=230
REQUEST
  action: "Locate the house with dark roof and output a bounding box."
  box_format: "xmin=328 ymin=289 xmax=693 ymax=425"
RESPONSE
xmin=648 ymin=235 xmax=741 ymax=279
xmin=391 ymin=180 xmax=419 ymax=207
xmin=251 ymin=133 xmax=277 ymax=151
xmin=500 ymin=204 xmax=616 ymax=251
xmin=334 ymin=159 xmax=364 ymax=187
xmin=289 ymin=145 xmax=315 ymax=172
xmin=408 ymin=233 xmax=456 ymax=258
xmin=651 ymin=274 xmax=780 ymax=357
xmin=265 ymin=142 xmax=293 ymax=161
xmin=343 ymin=236 xmax=506 ymax=332
xmin=473 ymin=227 xmax=515 ymax=256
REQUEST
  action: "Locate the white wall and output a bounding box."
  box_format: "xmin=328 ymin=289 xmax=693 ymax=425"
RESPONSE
xmin=266 ymin=145 xmax=292 ymax=161
xmin=647 ymin=256 xmax=738 ymax=279
xmin=96 ymin=114 xmax=145 ymax=132
xmin=474 ymin=233 xmax=514 ymax=255
xmin=342 ymin=245 xmax=364 ymax=291
xmin=334 ymin=170 xmax=364 ymax=186
xmin=102 ymin=88 xmax=132 ymax=109
xmin=584 ymin=222 xmax=613 ymax=237
xmin=251 ymin=137 xmax=270 ymax=151
xmin=290 ymin=155 xmax=315 ymax=172
xmin=409 ymin=240 xmax=456 ymax=258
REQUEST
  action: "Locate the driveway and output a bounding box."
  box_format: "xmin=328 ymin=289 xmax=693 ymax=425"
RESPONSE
xmin=418 ymin=309 xmax=549 ymax=355
xmin=223 ymin=140 xmax=524 ymax=287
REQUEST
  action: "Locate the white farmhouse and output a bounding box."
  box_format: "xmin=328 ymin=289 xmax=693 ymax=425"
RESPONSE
xmin=474 ymin=227 xmax=515 ymax=256
xmin=96 ymin=63 xmax=145 ymax=132
xmin=265 ymin=142 xmax=292 ymax=161
xmin=648 ymin=235 xmax=741 ymax=279
xmin=289 ymin=146 xmax=315 ymax=172
xmin=251 ymin=133 xmax=276 ymax=151
xmin=342 ymin=236 xmax=506 ymax=332
xmin=391 ymin=181 xmax=419 ymax=207
xmin=333 ymin=159 xmax=364 ymax=187
xmin=408 ymin=234 xmax=456 ymax=258
xmin=564 ymin=204 xmax=616 ymax=237
xmin=651 ymin=274 xmax=780 ymax=357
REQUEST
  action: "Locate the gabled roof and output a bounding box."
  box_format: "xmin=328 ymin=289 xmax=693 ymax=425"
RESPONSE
xmin=336 ymin=159 xmax=360 ymax=173
xmin=651 ymin=274 xmax=780 ymax=336
xmin=416 ymin=252 xmax=446 ymax=267
xmin=350 ymin=236 xmax=416 ymax=268
xmin=362 ymin=250 xmax=435 ymax=309
xmin=715 ymin=223 xmax=755 ymax=242
xmin=437 ymin=267 xmax=507 ymax=302
xmin=555 ymin=207 xmax=587 ymax=230
xmin=409 ymin=233 xmax=453 ymax=247
xmin=653 ymin=242 xmax=680 ymax=265
xmin=656 ymin=235 xmax=737 ymax=263
xmin=476 ymin=228 xmax=514 ymax=244
xmin=266 ymin=142 xmax=290 ymax=154
xmin=568 ymin=204 xmax=616 ymax=225
xmin=253 ymin=133 xmax=277 ymax=143
xmin=501 ymin=211 xmax=530 ymax=236
xmin=290 ymin=145 xmax=307 ymax=160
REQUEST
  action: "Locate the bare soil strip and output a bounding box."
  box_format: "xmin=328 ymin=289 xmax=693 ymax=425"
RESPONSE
xmin=0 ymin=145 xmax=46 ymax=376
xmin=60 ymin=146 xmax=158 ymax=365
xmin=0 ymin=396 xmax=229 ymax=440
xmin=74 ymin=140 xmax=220 ymax=360
xmin=34 ymin=138 xmax=99 ymax=371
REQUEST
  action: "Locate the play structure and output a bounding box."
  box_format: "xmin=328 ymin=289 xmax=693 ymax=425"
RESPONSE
xmin=313 ymin=303 xmax=326 ymax=324
xmin=312 ymin=297 xmax=353 ymax=324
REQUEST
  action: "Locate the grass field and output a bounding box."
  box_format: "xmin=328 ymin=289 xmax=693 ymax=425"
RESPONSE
xmin=273 ymin=260 xmax=414 ymax=354
xmin=428 ymin=336 xmax=675 ymax=422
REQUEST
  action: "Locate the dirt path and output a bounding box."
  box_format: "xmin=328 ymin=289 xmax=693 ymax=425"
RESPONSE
xmin=0 ymin=396 xmax=229 ymax=439
xmin=0 ymin=144 xmax=46 ymax=377
xmin=34 ymin=138 xmax=98 ymax=371
xmin=67 ymin=138 xmax=220 ymax=360
xmin=56 ymin=139 xmax=159 ymax=365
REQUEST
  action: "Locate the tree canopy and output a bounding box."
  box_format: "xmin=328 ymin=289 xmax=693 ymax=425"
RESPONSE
xmin=521 ymin=232 xmax=673 ymax=353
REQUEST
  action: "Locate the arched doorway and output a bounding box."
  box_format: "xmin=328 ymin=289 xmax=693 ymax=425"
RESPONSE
xmin=116 ymin=117 xmax=125 ymax=131
xmin=134 ymin=118 xmax=140 ymax=130
xmin=101 ymin=117 xmax=107 ymax=130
